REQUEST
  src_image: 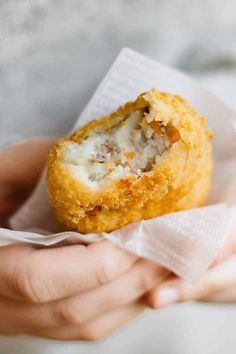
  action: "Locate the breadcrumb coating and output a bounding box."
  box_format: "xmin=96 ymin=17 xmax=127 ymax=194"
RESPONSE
xmin=47 ymin=89 xmax=212 ymax=233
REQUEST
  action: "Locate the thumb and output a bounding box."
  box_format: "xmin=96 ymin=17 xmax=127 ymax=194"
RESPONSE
xmin=0 ymin=137 xmax=57 ymax=188
xmin=147 ymin=254 xmax=236 ymax=308
xmin=0 ymin=137 xmax=57 ymax=225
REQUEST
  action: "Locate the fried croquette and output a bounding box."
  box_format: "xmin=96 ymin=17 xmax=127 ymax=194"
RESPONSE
xmin=47 ymin=89 xmax=212 ymax=233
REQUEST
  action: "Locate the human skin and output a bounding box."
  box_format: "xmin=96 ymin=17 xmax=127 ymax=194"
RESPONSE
xmin=148 ymin=230 xmax=236 ymax=308
xmin=0 ymin=138 xmax=235 ymax=341
xmin=0 ymin=138 xmax=169 ymax=341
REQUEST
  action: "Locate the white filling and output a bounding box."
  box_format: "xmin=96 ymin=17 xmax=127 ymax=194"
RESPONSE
xmin=64 ymin=110 xmax=172 ymax=188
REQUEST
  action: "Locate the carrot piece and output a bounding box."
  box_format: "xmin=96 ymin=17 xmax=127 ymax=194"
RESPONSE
xmin=149 ymin=120 xmax=162 ymax=135
xmin=124 ymin=151 xmax=135 ymax=160
xmin=166 ymin=125 xmax=180 ymax=142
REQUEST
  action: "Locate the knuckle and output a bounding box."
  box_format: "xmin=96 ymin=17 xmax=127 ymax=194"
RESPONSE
xmin=56 ymin=301 xmax=85 ymax=326
xmin=95 ymin=259 xmax=115 ymax=285
xmin=13 ymin=256 xmax=51 ymax=303
xmin=136 ymin=264 xmax=154 ymax=293
xmin=14 ymin=266 xmax=40 ymax=303
xmin=11 ymin=254 xmax=39 ymax=303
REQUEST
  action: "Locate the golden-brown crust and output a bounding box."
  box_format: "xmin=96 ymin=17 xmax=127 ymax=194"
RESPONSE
xmin=47 ymin=89 xmax=212 ymax=233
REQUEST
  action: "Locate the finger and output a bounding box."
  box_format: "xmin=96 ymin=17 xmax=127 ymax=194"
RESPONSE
xmin=0 ymin=241 xmax=137 ymax=303
xmin=0 ymin=260 xmax=166 ymax=332
xmin=0 ymin=192 xmax=32 ymax=227
xmin=202 ymin=283 xmax=236 ymax=303
xmin=0 ymin=137 xmax=57 ymax=222
xmin=147 ymin=275 xmax=180 ymax=308
xmin=0 ymin=260 xmax=159 ymax=334
xmin=185 ymin=254 xmax=236 ymax=300
xmin=0 ymin=137 xmax=56 ymax=188
xmin=0 ymin=199 xmax=23 ymax=227
xmin=213 ymin=229 xmax=236 ymax=265
xmin=148 ymin=254 xmax=236 ymax=307
xmin=0 ymin=294 xmax=58 ymax=334
xmin=34 ymin=301 xmax=145 ymax=341
xmin=52 ymin=259 xmax=169 ymax=326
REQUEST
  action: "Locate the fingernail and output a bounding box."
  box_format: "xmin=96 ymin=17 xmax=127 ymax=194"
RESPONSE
xmin=155 ymin=287 xmax=179 ymax=307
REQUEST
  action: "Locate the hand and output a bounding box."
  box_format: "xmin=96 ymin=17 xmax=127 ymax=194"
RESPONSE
xmin=0 ymin=137 xmax=56 ymax=227
xmin=0 ymin=138 xmax=169 ymax=341
xmin=147 ymin=230 xmax=236 ymax=308
xmin=0 ymin=241 xmax=169 ymax=340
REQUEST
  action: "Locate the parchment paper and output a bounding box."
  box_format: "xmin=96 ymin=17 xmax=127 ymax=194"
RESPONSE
xmin=3 ymin=48 xmax=236 ymax=282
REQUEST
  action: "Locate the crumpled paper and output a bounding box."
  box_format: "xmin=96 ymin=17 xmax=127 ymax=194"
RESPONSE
xmin=2 ymin=48 xmax=236 ymax=282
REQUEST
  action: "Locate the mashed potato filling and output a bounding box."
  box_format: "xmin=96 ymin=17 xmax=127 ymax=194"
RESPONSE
xmin=64 ymin=110 xmax=180 ymax=187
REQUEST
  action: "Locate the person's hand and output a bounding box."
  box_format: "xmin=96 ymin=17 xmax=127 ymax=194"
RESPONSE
xmin=0 ymin=241 xmax=170 ymax=341
xmin=0 ymin=137 xmax=56 ymax=228
xmin=147 ymin=230 xmax=236 ymax=308
xmin=0 ymin=138 xmax=169 ymax=341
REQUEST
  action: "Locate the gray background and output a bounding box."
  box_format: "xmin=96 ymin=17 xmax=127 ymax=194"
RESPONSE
xmin=1 ymin=0 xmax=236 ymax=145
xmin=1 ymin=1 xmax=236 ymax=353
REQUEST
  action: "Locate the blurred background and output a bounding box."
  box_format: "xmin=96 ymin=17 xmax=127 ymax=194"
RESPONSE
xmin=1 ymin=1 xmax=236 ymax=353
xmin=1 ymin=0 xmax=236 ymax=146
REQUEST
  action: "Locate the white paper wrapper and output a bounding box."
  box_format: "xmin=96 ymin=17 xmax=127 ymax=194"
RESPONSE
xmin=3 ymin=48 xmax=236 ymax=282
